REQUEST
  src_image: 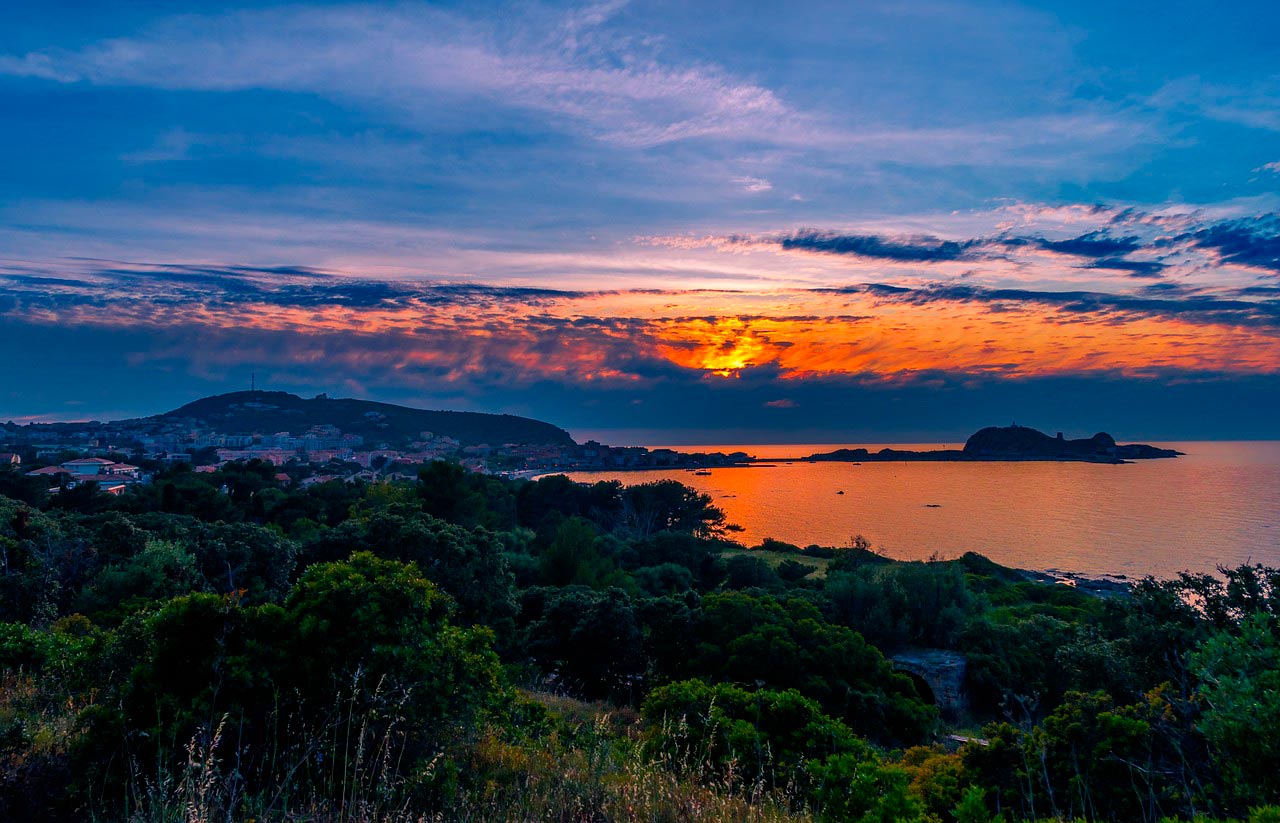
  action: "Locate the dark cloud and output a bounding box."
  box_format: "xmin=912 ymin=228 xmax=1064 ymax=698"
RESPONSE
xmin=0 ymin=274 xmax=95 ymax=288
xmin=1034 ymin=230 xmax=1142 ymax=257
xmin=826 ymin=282 xmax=1280 ymax=328
xmin=1180 ymin=215 xmax=1280 ymax=273
xmin=1082 ymin=258 xmax=1167 ymax=277
xmin=779 ymin=230 xmax=979 ymax=262
xmin=0 ymin=264 xmax=595 ymax=314
xmin=766 ymin=214 xmax=1280 ymax=278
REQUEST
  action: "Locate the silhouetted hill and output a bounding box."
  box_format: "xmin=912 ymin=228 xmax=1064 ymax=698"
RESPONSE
xmin=145 ymin=391 xmax=575 ymax=447
xmin=805 ymin=425 xmax=1180 ymax=463
xmin=963 ymin=425 xmax=1179 ymax=460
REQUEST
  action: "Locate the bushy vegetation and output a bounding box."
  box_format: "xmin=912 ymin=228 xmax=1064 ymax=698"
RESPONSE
xmin=0 ymin=461 xmax=1277 ymax=821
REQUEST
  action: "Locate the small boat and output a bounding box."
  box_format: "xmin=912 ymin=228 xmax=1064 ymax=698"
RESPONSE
xmin=693 ymin=469 xmax=712 ymax=476
xmin=836 ymin=490 xmax=845 ymax=495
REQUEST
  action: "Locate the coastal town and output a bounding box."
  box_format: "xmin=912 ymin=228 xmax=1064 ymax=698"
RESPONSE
xmin=0 ymin=395 xmax=753 ymax=495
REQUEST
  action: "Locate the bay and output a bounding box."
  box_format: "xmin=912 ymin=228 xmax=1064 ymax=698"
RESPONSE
xmin=561 ymin=441 xmax=1280 ymax=579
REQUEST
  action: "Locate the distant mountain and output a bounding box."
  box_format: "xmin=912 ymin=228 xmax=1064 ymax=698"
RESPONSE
xmin=140 ymin=391 xmax=575 ymax=447
xmin=805 ymin=425 xmax=1181 ymax=463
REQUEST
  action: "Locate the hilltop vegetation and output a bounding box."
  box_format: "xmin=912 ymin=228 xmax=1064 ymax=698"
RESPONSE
xmin=142 ymin=390 xmax=576 ymax=447
xmin=0 ymin=461 xmax=1277 ymax=821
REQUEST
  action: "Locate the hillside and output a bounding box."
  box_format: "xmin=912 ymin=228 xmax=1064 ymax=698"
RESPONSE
xmin=144 ymin=391 xmax=575 ymax=447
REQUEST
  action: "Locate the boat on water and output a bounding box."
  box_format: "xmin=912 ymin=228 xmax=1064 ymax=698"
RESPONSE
xmin=693 ymin=469 xmax=712 ymax=476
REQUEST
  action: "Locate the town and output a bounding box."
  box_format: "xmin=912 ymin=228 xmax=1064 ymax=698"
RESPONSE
xmin=0 ymin=401 xmax=753 ymax=496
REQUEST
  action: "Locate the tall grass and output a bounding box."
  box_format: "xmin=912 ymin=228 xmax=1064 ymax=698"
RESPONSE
xmin=114 ymin=688 xmax=809 ymax=822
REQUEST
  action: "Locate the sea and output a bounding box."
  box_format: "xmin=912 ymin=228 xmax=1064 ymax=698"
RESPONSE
xmin=560 ymin=441 xmax=1280 ymax=580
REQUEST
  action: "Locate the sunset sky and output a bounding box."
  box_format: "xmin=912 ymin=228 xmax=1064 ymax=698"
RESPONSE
xmin=3 ymin=1 xmax=1279 ymax=442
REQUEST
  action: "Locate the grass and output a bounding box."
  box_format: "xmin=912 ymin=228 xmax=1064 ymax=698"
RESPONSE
xmin=719 ymin=547 xmax=831 ymax=578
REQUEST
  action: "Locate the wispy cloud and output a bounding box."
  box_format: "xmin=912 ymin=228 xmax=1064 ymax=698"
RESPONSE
xmin=733 ymin=176 xmax=773 ymax=193
xmin=644 ymin=205 xmax=1280 ymax=289
xmin=0 ymin=4 xmax=803 ymax=150
xmin=1151 ymin=76 xmax=1280 ymax=132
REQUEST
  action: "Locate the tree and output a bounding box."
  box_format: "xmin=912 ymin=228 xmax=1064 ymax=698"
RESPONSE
xmin=300 ymin=507 xmax=516 ymax=630
xmin=521 ymin=586 xmax=645 ymax=701
xmin=723 ymin=554 xmax=783 ymax=590
xmin=539 ymin=516 xmax=617 ymax=587
xmin=681 ymin=592 xmax=936 ymax=744
xmin=619 ymin=480 xmax=731 ymax=538
xmin=1194 ymin=614 xmax=1280 ymax=809
xmin=643 ymin=679 xmax=923 ymax=820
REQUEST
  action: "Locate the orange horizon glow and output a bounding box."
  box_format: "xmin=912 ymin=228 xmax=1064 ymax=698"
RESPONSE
xmin=20 ymin=284 xmax=1280 ymax=385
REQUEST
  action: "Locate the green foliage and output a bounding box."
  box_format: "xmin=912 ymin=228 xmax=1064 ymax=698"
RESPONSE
xmin=305 ymin=506 xmax=517 ymax=630
xmin=285 ymin=552 xmax=502 ymax=732
xmin=808 ymin=751 xmax=923 ymax=822
xmin=516 ymin=475 xmax=623 ymax=531
xmin=0 ymin=466 xmax=48 ymax=507
xmin=901 ymin=745 xmax=970 ymax=822
xmin=825 ymin=559 xmax=977 ymax=652
xmin=1194 ymin=615 xmax=1280 ymax=808
xmin=75 ymin=538 xmax=198 ymax=621
xmin=620 ymin=479 xmax=732 ymax=538
xmin=778 ymin=557 xmax=817 ymax=582
xmin=539 ymin=515 xmax=621 ymax=588
xmin=4 ymin=470 xmax=1280 ymax=822
xmin=618 ymin=530 xmax=728 ymax=590
xmin=634 ymin=562 xmax=695 ymax=595
xmin=724 ymin=553 xmax=784 ymax=590
xmin=417 ymin=460 xmax=516 ymax=529
xmin=681 ymin=591 xmax=936 ymax=744
xmin=642 ymin=678 xmax=863 ymax=777
xmin=0 ymin=621 xmax=51 ymax=669
xmin=521 ymin=586 xmax=646 ymax=701
xmin=104 ymin=552 xmax=503 ymax=814
xmin=954 ymin=786 xmax=1004 ymax=823
xmin=758 ymin=537 xmax=802 ymax=554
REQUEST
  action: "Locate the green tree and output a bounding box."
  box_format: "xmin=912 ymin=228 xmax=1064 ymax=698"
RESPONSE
xmin=300 ymin=507 xmax=515 ymax=629
xmin=1194 ymin=614 xmax=1280 ymax=808
xmin=682 ymin=592 xmax=936 ymax=744
xmin=539 ymin=516 xmax=618 ymax=588
xmin=620 ymin=480 xmax=731 ymax=538
xmin=75 ymin=538 xmax=199 ymax=622
xmin=521 ymin=586 xmax=645 ymax=701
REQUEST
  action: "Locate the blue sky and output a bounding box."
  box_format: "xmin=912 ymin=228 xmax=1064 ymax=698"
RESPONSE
xmin=2 ymin=1 xmax=1278 ymax=441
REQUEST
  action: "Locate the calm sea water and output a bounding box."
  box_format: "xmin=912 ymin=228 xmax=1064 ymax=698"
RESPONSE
xmin=561 ymin=441 xmax=1280 ymax=579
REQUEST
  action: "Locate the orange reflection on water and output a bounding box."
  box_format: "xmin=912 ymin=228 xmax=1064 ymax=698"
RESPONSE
xmin=562 ymin=442 xmax=1280 ymax=578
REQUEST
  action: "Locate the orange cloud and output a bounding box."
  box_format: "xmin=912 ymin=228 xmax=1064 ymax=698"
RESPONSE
xmin=4 ymin=266 xmax=1280 ymax=387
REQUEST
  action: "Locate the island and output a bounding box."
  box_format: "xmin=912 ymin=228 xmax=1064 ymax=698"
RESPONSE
xmin=802 ymin=425 xmax=1182 ymax=464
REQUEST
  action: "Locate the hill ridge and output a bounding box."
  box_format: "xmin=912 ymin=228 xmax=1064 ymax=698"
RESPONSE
xmin=132 ymin=390 xmax=575 ymax=447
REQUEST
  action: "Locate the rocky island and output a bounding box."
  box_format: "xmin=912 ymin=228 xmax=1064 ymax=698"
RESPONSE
xmin=803 ymin=424 xmax=1182 ymax=464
